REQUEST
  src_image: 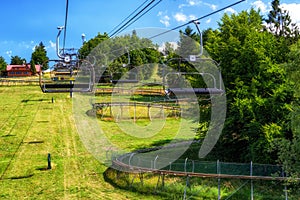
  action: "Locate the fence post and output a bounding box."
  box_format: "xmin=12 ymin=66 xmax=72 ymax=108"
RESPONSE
xmin=282 ymin=169 xmax=288 ymax=200
xmin=134 ymin=102 xmax=136 ymax=123
xmin=160 ymin=105 xmax=164 ymax=119
xmin=154 ymin=155 xmax=159 ymax=169
xmin=217 ymin=160 xmax=221 ymax=200
xmin=250 ymin=161 xmax=253 ymax=200
xmin=148 ymin=104 xmax=152 ymax=121
xmin=184 ymin=158 xmax=188 ymax=173
xmin=129 ymin=153 xmax=136 ymax=168
xmin=120 ymin=104 xmax=123 ymax=120
xmin=192 ymin=160 xmax=195 ymax=173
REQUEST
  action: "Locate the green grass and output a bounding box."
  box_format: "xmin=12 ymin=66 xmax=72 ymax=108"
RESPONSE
xmin=0 ymin=85 xmax=299 ymax=199
xmin=0 ymin=86 xmax=160 ymax=199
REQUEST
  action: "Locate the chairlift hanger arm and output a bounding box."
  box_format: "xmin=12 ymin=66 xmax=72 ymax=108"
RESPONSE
xmin=193 ymin=21 xmax=203 ymax=57
xmin=56 ymin=26 xmax=65 ymax=59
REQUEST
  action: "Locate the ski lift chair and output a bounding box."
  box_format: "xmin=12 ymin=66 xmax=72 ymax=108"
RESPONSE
xmin=164 ymin=21 xmax=224 ymax=97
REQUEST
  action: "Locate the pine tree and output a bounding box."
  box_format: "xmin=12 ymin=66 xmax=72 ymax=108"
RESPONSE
xmin=31 ymin=42 xmax=49 ymax=70
xmin=265 ymin=0 xmax=299 ymax=40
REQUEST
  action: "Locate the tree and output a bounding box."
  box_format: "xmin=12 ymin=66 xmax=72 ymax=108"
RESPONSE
xmin=204 ymin=9 xmax=295 ymax=163
xmin=271 ymin=40 xmax=300 ymax=179
xmin=78 ymin=32 xmax=109 ymax=59
xmin=0 ymin=56 xmax=7 ymax=77
xmin=10 ymin=56 xmax=25 ymax=65
xmin=31 ymin=42 xmax=49 ymax=70
xmin=264 ymin=0 xmax=300 ymax=63
xmin=30 ymin=59 xmax=36 ymax=75
xmin=82 ymin=31 xmax=161 ymax=82
xmin=265 ymin=0 xmax=299 ymax=39
xmin=0 ymin=56 xmax=7 ymax=71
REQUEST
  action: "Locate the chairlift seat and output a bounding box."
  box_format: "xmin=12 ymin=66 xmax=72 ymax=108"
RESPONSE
xmin=167 ymin=88 xmax=224 ymax=95
xmin=111 ymin=79 xmax=139 ymax=84
xmin=41 ymin=83 xmax=93 ymax=93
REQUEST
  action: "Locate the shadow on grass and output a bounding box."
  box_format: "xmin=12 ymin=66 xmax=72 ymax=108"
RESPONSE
xmin=21 ymin=99 xmax=49 ymax=103
xmin=0 ymin=134 xmax=16 ymax=138
xmin=103 ymin=167 xmax=185 ymax=199
xmin=23 ymin=140 xmax=44 ymax=144
xmin=6 ymin=174 xmax=34 ymax=180
xmin=132 ymin=139 xmax=173 ymax=151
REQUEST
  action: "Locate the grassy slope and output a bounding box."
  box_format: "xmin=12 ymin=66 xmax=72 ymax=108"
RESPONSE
xmin=0 ymin=86 xmax=298 ymax=199
xmin=0 ymin=86 xmax=159 ymax=200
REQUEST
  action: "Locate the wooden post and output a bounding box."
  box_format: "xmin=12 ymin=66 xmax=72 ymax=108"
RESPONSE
xmin=134 ymin=102 xmax=136 ymax=123
xmin=109 ymin=103 xmax=112 ymax=118
xmin=160 ymin=105 xmax=164 ymax=119
xmin=148 ymin=104 xmax=152 ymax=121
xmin=47 ymin=153 xmax=51 ymax=170
xmin=120 ymin=104 xmax=123 ymax=120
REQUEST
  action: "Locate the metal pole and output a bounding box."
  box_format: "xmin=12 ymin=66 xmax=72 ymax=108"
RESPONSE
xmin=217 ymin=160 xmax=221 ymax=200
xmin=285 ymin=184 xmax=288 ymax=200
xmin=192 ymin=160 xmax=195 ymax=173
xmin=154 ymin=155 xmax=159 ymax=169
xmin=184 ymin=158 xmax=188 ymax=173
xmin=129 ymin=153 xmax=136 ymax=168
xmin=70 ymin=80 xmax=73 ymax=98
xmin=283 ymin=170 xmax=288 ymax=200
xmin=250 ymin=161 xmax=253 ymax=200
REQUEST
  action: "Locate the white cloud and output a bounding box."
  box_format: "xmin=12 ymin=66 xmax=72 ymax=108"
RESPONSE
xmin=174 ymin=13 xmax=187 ymax=22
xmin=189 ymin=14 xmax=197 ymax=21
xmin=160 ymin=15 xmax=171 ymax=27
xmin=49 ymin=40 xmax=56 ymax=49
xmin=281 ymin=3 xmax=300 ymax=26
xmin=158 ymin=11 xmax=171 ymax=27
xmin=179 ymin=0 xmax=216 ymax=11
xmin=211 ymin=4 xmax=217 ymax=11
xmin=206 ymin=18 xmax=211 ymax=24
xmin=158 ymin=42 xmax=178 ymax=53
xmin=203 ymin=3 xmax=217 ymax=11
xmin=225 ymin=7 xmax=237 ymax=14
xmin=179 ymin=0 xmax=200 ymax=8
xmin=251 ymin=0 xmax=269 ymax=14
xmin=188 ymin=0 xmax=196 ymax=6
xmin=6 ymin=50 xmax=12 ymax=58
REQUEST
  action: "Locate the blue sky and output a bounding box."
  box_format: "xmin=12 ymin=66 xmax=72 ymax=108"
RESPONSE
xmin=0 ymin=0 xmax=299 ymax=63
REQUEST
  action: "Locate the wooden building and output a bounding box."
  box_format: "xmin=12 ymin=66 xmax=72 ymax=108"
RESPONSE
xmin=6 ymin=64 xmax=41 ymax=77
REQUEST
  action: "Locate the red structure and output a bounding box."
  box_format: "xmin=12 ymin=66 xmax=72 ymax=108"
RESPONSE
xmin=6 ymin=64 xmax=41 ymax=77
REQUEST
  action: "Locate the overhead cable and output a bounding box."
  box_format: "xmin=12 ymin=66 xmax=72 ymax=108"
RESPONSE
xmin=63 ymin=0 xmax=69 ymax=53
xmin=148 ymin=0 xmax=246 ymax=40
xmin=108 ymin=0 xmax=150 ymax=35
xmin=109 ymin=0 xmax=156 ymax=37
xmin=113 ymin=0 xmax=163 ymax=36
